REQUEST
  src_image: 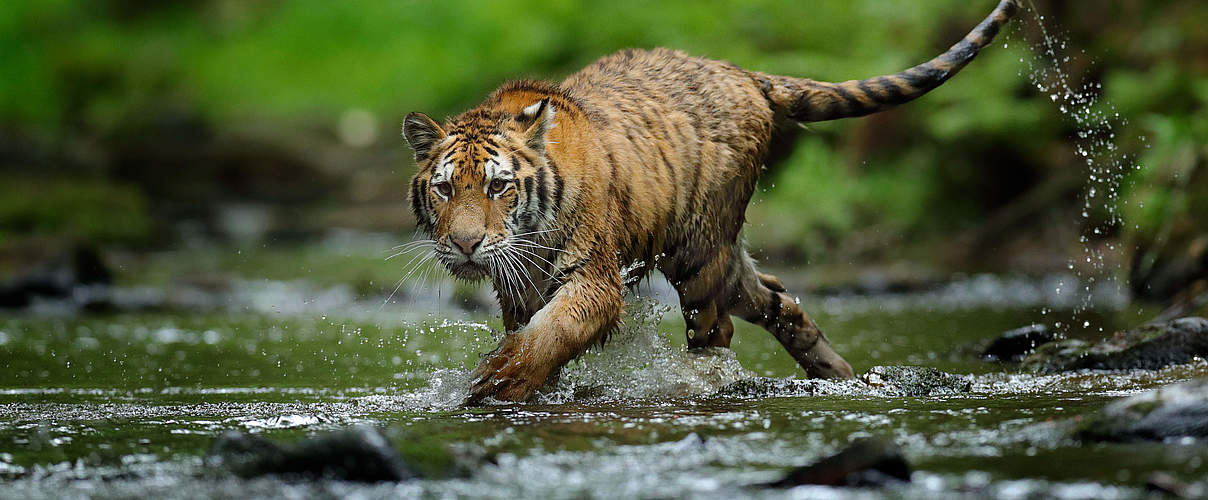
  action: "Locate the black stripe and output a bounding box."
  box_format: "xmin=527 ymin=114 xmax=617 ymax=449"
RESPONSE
xmin=872 ymin=77 xmax=908 ymax=105
xmin=899 ymin=65 xmax=943 ymax=90
xmin=409 ymin=177 xmax=424 ymax=223
xmin=551 ymin=171 xmax=565 ymax=213
xmin=536 ymin=166 xmax=549 ymax=214
xmin=511 ymin=156 xmax=521 ymax=173
xmin=522 ymin=176 xmax=536 ymax=230
xmin=830 ymin=83 xmax=863 ymax=113
xmin=658 ymin=148 xmax=679 ymax=188
xmin=943 ymin=39 xmax=978 ymax=65
xmin=856 ymin=79 xmax=880 ymax=104
xmin=419 ymin=179 xmax=432 ymax=214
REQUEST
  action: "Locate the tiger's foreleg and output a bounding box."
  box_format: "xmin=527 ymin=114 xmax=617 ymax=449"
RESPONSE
xmin=467 ymin=260 xmax=624 ymax=403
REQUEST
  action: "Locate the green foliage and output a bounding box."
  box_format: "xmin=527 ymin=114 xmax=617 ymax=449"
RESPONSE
xmin=1 ymin=0 xmax=1206 ymax=269
xmin=0 ymin=0 xmax=1018 ymax=128
xmin=0 ymin=176 xmax=151 ymax=244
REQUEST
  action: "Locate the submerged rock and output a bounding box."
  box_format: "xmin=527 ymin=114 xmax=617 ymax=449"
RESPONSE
xmin=716 ymin=377 xmax=825 ymax=398
xmin=981 ymin=324 xmax=1056 ymax=362
xmin=861 ymin=366 xmax=972 ymax=396
xmin=717 ymin=366 xmax=970 ymax=398
xmin=1023 ymin=317 xmax=1208 ymax=373
xmin=207 ymin=425 xmax=415 ymax=482
xmin=1076 ymin=377 xmax=1208 ymax=442
xmin=764 ymin=437 xmax=911 ymax=488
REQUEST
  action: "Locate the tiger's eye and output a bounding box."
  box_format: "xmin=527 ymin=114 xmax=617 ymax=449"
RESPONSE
xmin=434 ymin=181 xmax=453 ymax=197
xmin=489 ymin=179 xmax=508 ymax=194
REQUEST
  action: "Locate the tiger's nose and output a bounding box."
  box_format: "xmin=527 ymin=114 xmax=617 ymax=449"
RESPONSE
xmin=450 ymin=234 xmax=483 ymax=256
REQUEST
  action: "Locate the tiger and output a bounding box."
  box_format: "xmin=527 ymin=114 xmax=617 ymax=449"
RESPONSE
xmin=401 ymin=0 xmax=1020 ymax=403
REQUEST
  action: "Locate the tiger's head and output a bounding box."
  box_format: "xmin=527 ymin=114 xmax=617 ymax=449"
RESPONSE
xmin=402 ymin=98 xmax=559 ymax=281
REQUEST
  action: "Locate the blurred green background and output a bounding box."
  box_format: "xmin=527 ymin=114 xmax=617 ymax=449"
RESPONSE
xmin=1 ymin=0 xmax=1205 ymax=307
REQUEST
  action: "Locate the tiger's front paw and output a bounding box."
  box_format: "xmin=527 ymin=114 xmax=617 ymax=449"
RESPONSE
xmin=466 ymin=333 xmax=554 ymax=404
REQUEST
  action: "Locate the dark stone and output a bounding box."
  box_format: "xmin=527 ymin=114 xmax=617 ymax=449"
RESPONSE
xmin=207 ymin=426 xmax=415 ymax=482
xmin=981 ymin=324 xmax=1056 ymax=362
xmin=860 ymin=366 xmax=972 ymax=396
xmin=717 ymin=367 xmax=971 ymax=398
xmin=765 ymin=437 xmax=911 ymax=488
xmin=0 ymin=243 xmax=112 ymax=309
xmin=1022 ymin=317 xmax=1208 ymax=373
xmin=716 ymin=377 xmax=821 ymax=398
xmin=1075 ymin=377 xmax=1208 ymax=443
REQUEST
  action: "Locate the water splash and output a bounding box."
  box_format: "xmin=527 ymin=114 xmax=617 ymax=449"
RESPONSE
xmin=1017 ymin=1 xmax=1143 ymax=333
xmin=390 ymin=298 xmax=754 ymax=408
xmin=541 ymin=298 xmax=754 ymax=403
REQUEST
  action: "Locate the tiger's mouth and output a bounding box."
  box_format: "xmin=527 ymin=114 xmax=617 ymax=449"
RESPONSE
xmin=448 ymin=261 xmax=490 ymax=281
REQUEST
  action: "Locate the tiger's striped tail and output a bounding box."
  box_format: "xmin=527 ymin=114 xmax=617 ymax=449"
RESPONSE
xmin=762 ymin=0 xmax=1020 ymax=122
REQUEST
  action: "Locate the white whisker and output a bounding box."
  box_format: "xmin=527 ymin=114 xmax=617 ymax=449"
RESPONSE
xmin=388 ymin=239 xmax=435 ymax=251
xmin=505 ymin=250 xmax=547 ymax=306
xmin=509 ymin=240 xmax=569 ymax=255
xmin=380 ymin=251 xmax=436 ymax=309
xmin=384 ymin=242 xmax=435 ymax=261
xmin=508 ymin=246 xmax=557 ymax=278
xmin=494 ymin=253 xmax=523 ymax=304
xmin=509 ymin=228 xmax=561 ymax=238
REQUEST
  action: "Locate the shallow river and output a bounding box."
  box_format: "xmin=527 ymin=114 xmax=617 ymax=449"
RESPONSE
xmin=1 ymin=277 xmax=1205 ymax=499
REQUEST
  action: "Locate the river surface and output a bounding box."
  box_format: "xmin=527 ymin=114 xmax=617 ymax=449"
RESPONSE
xmin=1 ymin=275 xmax=1206 ymax=499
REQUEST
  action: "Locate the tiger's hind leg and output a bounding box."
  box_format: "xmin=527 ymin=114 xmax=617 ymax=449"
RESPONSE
xmin=667 ymin=246 xmax=738 ymax=350
xmin=729 ymin=251 xmax=855 ymax=380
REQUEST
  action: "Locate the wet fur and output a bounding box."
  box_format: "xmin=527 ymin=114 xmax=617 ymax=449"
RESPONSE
xmin=403 ymin=1 xmax=1020 ymax=403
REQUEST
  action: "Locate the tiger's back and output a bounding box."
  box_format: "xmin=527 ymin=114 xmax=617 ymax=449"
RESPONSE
xmin=561 ymin=48 xmax=775 ymax=283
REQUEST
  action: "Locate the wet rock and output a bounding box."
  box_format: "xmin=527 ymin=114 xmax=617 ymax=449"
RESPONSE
xmin=765 ymin=437 xmax=911 ymax=488
xmin=0 ymin=243 xmax=111 ymax=309
xmin=207 ymin=426 xmax=415 ymax=482
xmin=717 ymin=366 xmax=970 ymax=398
xmin=715 ymin=377 xmax=820 ymax=398
xmin=1075 ymin=377 xmax=1208 ymax=442
xmin=1022 ymin=317 xmax=1208 ymax=373
xmin=861 ymin=366 xmax=972 ymax=396
xmin=981 ymin=324 xmax=1056 ymax=362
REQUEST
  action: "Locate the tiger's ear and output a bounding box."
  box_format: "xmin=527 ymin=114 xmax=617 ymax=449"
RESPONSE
xmin=402 ymin=112 xmax=445 ymax=162
xmin=517 ymin=98 xmax=556 ymax=153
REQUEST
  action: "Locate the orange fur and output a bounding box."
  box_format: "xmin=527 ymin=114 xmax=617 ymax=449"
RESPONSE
xmin=402 ymin=1 xmax=1020 ymax=402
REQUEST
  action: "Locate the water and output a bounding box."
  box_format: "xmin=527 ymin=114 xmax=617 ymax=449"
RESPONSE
xmin=1016 ymin=0 xmax=1145 ymax=334
xmin=2 ymin=280 xmax=1205 ymax=499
